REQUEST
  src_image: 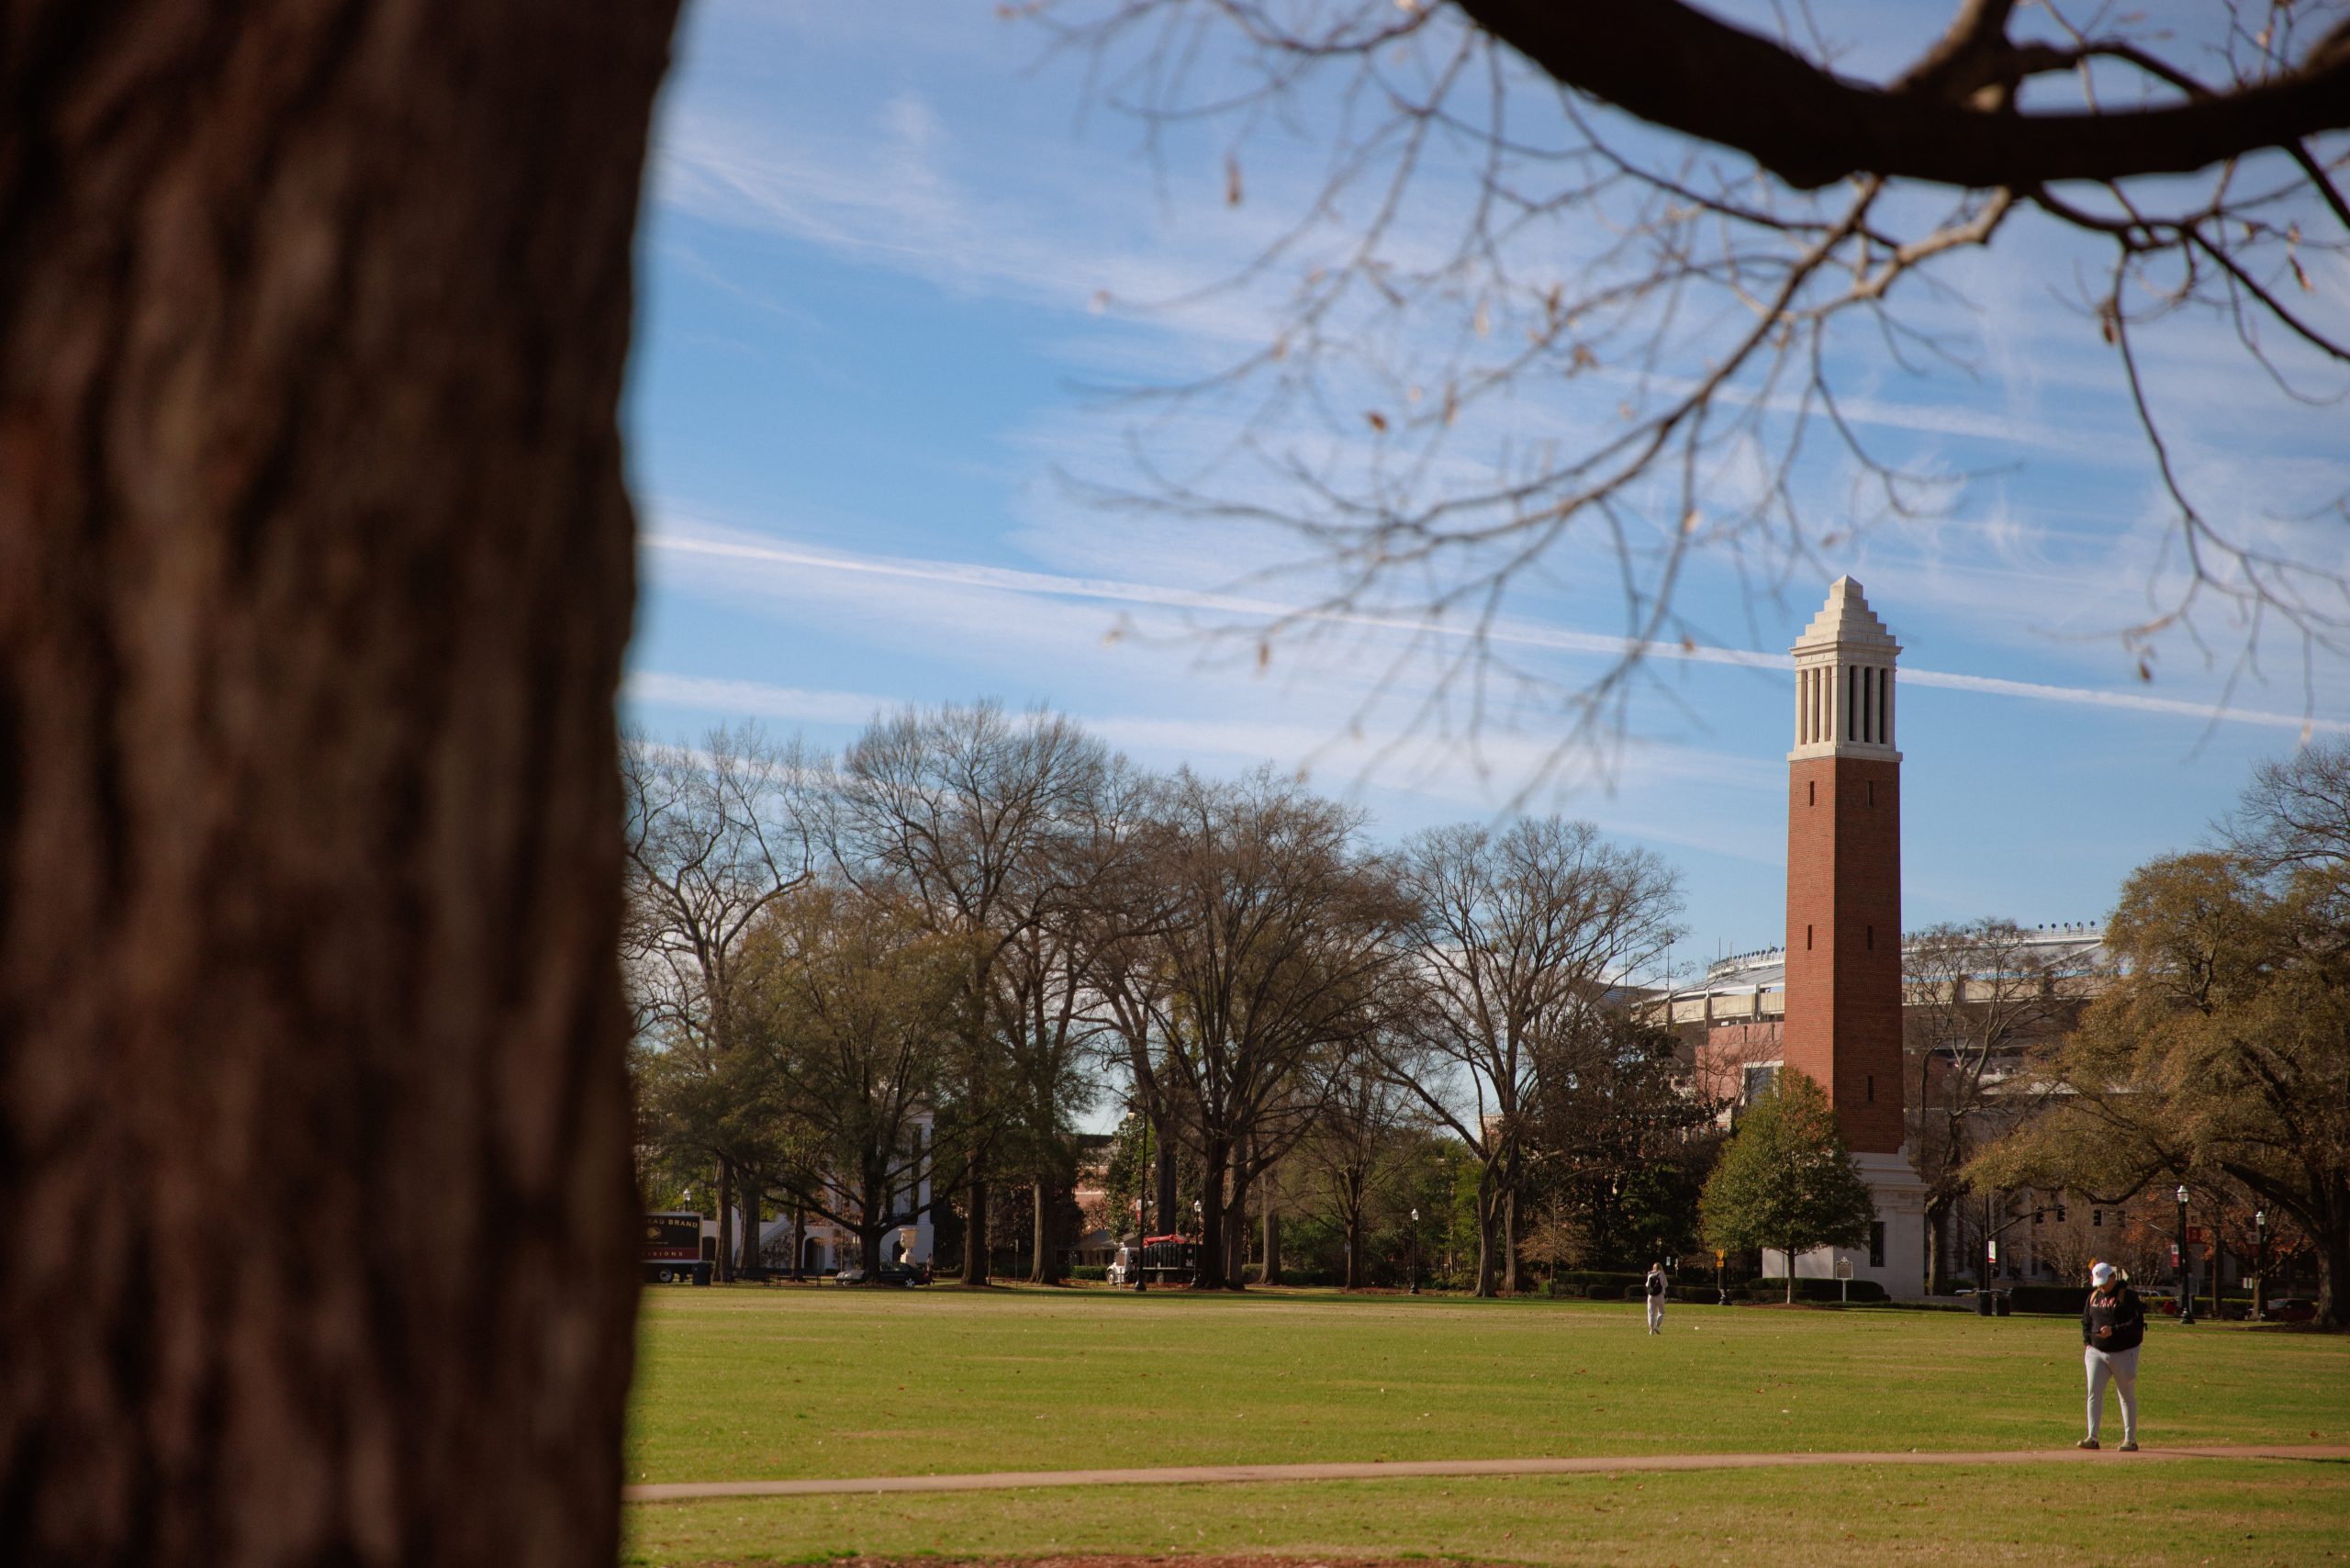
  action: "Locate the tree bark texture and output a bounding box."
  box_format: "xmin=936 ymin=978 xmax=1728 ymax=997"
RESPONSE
xmin=961 ymin=1170 xmax=990 ymax=1285
xmin=1501 ymin=1187 xmax=1519 ymax=1294
xmin=1153 ymin=1133 xmax=1177 ymax=1236
xmin=1030 ymin=1181 xmax=1064 ymax=1285
xmin=717 ymin=1160 xmax=738 ymax=1282
xmin=1458 ymin=0 xmax=2350 ymax=191
xmin=1925 ymin=1198 xmax=1953 ymax=1296
xmin=1195 ymin=1135 xmax=1229 ymax=1289
xmin=1472 ymin=1169 xmax=1502 ymax=1298
xmin=0 ymin=5 xmax=678 ymax=1563
xmin=1353 ymin=1184 xmax=1372 ymax=1297
xmin=1261 ymin=1204 xmax=1280 ymax=1286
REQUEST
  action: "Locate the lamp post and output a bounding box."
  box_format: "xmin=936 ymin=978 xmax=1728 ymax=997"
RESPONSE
xmin=1132 ymin=1197 xmax=1147 ymax=1294
xmin=2175 ymin=1184 xmax=2194 ymax=1325
xmin=1409 ymin=1207 xmax=1421 ymax=1295
xmin=2255 ymin=1209 xmax=2266 ymax=1321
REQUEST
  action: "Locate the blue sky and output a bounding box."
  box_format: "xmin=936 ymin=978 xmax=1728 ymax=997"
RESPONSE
xmin=619 ymin=1 xmax=2350 ymax=976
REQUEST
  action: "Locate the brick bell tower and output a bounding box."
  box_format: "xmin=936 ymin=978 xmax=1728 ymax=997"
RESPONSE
xmin=1780 ymin=577 xmax=1927 ymax=1291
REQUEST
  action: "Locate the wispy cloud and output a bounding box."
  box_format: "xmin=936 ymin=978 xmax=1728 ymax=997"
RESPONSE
xmin=643 ymin=524 xmax=2348 ymax=736
xmin=622 ymin=672 xmax=896 ymax=728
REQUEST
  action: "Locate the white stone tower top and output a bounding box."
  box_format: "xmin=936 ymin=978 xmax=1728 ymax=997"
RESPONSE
xmin=1790 ymin=577 xmax=1901 ymax=760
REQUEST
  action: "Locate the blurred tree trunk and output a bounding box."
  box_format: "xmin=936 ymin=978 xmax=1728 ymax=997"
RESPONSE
xmin=0 ymin=4 xmax=677 ymax=1563
xmin=1261 ymin=1204 xmax=1281 ymax=1286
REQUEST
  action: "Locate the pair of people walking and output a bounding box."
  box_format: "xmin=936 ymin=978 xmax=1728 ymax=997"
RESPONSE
xmin=2080 ymin=1260 xmax=2145 ymax=1450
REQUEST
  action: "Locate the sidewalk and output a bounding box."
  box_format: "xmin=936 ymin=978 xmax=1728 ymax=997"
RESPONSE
xmin=624 ymin=1443 xmax=2350 ymax=1503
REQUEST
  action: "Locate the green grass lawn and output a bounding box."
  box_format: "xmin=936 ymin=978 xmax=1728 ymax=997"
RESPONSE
xmin=625 ymin=1283 xmax=2350 ymax=1565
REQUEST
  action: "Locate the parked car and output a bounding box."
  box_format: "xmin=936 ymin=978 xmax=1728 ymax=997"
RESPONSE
xmin=834 ymin=1261 xmax=925 ymax=1287
xmin=2267 ymin=1297 xmax=2318 ymax=1324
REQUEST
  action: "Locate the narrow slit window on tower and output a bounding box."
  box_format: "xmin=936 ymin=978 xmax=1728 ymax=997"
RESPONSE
xmin=1861 ymin=667 xmax=1874 ymax=742
xmin=1806 ymin=924 xmax=1813 ymax=951
xmin=1866 ymin=924 xmax=1874 ymax=950
xmin=1847 ymin=666 xmax=1858 ymax=740
xmin=1865 ymin=1074 xmax=1874 ymax=1103
xmin=1808 ymin=779 xmax=1816 ymax=806
xmin=1878 ymin=668 xmax=1890 ymax=744
xmin=1867 ymin=780 xmax=1874 ymax=807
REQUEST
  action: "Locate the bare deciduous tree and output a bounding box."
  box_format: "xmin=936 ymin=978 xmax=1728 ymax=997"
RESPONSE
xmin=1044 ymin=1 xmax=2350 ymax=767
xmin=833 ymin=701 xmax=1109 ymax=1284
xmin=1294 ymin=1047 xmax=1429 ymax=1288
xmin=1101 ymin=768 xmax=1411 ymax=1287
xmin=622 ymin=725 xmax=819 ymax=1278
xmin=745 ymin=881 xmax=957 ymax=1274
xmin=1902 ymin=919 xmax=2076 ymax=1292
xmin=1392 ymin=818 xmax=1683 ymax=1294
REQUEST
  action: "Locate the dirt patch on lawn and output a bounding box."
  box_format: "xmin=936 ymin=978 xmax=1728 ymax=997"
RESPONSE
xmin=766 ymin=1560 xmax=1490 ymax=1568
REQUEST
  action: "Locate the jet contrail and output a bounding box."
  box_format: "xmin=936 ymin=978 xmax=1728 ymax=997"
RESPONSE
xmin=643 ymin=530 xmax=2344 ymax=736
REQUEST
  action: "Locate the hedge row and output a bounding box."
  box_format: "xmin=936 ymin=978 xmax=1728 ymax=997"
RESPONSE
xmin=1745 ymin=1278 xmax=1889 ymax=1304
xmin=1545 ymin=1271 xmax=1649 ymax=1300
xmin=1242 ymin=1265 xmax=1344 ymax=1287
xmin=2004 ymin=1284 xmax=2089 ymax=1314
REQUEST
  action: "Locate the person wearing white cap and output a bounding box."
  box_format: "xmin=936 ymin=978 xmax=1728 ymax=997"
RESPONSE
xmin=2078 ymin=1260 xmax=2146 ymax=1450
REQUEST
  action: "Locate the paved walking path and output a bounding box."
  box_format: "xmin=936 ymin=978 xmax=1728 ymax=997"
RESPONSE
xmin=624 ymin=1443 xmax=2350 ymax=1503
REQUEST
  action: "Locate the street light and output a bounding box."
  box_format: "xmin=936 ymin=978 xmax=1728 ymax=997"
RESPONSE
xmin=2175 ymin=1183 xmax=2195 ymax=1326
xmin=1132 ymin=1197 xmax=1147 ymax=1294
xmin=1409 ymin=1207 xmax=1421 ymax=1295
xmin=2255 ymin=1209 xmax=2267 ymax=1321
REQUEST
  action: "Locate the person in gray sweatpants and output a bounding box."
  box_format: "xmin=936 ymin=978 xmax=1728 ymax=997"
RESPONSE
xmin=2079 ymin=1261 xmax=2146 ymax=1450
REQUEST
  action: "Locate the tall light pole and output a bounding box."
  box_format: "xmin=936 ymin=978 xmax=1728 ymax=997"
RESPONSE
xmin=1132 ymin=1197 xmax=1147 ymax=1294
xmin=2255 ymin=1209 xmax=2266 ymax=1321
xmin=1409 ymin=1206 xmax=1421 ymax=1295
xmin=2175 ymin=1183 xmax=2195 ymax=1326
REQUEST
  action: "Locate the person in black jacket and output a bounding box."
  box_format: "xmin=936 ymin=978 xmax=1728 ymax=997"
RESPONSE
xmin=2078 ymin=1261 xmax=2145 ymax=1450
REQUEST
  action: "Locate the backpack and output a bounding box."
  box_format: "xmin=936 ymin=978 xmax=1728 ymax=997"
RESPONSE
xmin=1646 ymin=1272 xmax=1664 ymax=1296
